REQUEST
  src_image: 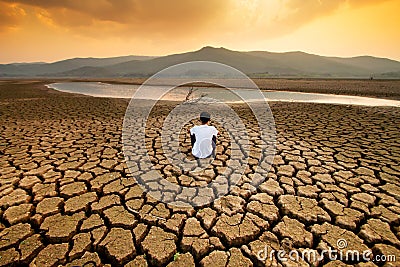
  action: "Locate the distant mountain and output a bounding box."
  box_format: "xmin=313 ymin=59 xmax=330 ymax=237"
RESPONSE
xmin=246 ymin=51 xmax=368 ymax=76
xmin=1 ymin=47 xmax=400 ymax=78
xmin=378 ymin=71 xmax=400 ymax=78
xmin=107 ymin=47 xmax=299 ymax=77
xmin=328 ymin=56 xmax=400 ymax=74
xmin=0 ymin=55 xmax=155 ymax=76
xmin=48 ymin=66 xmax=113 ymax=78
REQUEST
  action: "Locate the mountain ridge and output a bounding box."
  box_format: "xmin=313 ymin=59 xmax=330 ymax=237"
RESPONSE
xmin=1 ymin=47 xmax=399 ymax=78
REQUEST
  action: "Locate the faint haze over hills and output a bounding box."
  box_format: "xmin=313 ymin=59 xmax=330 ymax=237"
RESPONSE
xmin=1 ymin=47 xmax=400 ymax=79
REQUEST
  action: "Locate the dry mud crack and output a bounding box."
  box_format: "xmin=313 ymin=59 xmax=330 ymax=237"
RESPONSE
xmin=0 ymin=81 xmax=399 ymax=266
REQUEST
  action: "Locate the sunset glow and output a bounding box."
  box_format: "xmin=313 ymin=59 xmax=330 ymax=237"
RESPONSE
xmin=0 ymin=0 xmax=399 ymax=63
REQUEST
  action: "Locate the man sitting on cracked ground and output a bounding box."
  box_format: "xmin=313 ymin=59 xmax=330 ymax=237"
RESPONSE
xmin=190 ymin=111 xmax=219 ymax=159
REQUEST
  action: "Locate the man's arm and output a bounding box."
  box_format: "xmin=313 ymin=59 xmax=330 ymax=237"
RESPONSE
xmin=213 ymin=127 xmax=218 ymax=143
xmin=191 ymin=133 xmax=196 ymax=146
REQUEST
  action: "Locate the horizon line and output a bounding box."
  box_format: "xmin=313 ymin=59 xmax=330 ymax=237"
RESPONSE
xmin=1 ymin=46 xmax=400 ymax=64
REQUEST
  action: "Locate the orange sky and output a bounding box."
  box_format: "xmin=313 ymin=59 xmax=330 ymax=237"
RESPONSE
xmin=0 ymin=0 xmax=399 ymax=63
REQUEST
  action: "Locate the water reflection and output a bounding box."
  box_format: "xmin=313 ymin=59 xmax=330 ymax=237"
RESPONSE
xmin=47 ymin=82 xmax=400 ymax=107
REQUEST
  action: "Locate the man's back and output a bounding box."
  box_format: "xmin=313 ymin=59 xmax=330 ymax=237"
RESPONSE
xmin=190 ymin=125 xmax=218 ymax=158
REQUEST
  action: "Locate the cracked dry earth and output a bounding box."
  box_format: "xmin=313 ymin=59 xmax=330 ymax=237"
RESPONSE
xmin=0 ymin=80 xmax=400 ymax=267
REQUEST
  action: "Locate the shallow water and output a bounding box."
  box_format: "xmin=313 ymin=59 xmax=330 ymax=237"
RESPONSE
xmin=47 ymin=82 xmax=400 ymax=107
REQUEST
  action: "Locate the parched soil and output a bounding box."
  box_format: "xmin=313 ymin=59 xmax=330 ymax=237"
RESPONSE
xmin=0 ymin=80 xmax=399 ymax=266
xmin=254 ymin=78 xmax=400 ymax=100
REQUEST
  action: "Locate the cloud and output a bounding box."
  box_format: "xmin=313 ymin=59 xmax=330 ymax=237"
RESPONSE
xmin=0 ymin=0 xmax=393 ymax=39
xmin=277 ymin=0 xmax=392 ymax=28
xmin=0 ymin=2 xmax=26 ymax=30
xmin=224 ymin=0 xmax=394 ymax=40
xmin=0 ymin=0 xmax=233 ymax=37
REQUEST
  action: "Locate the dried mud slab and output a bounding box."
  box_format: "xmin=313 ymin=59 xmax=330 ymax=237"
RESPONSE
xmin=0 ymin=80 xmax=399 ymax=266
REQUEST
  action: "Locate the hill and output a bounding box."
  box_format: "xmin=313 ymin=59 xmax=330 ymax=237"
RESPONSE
xmin=1 ymin=47 xmax=399 ymax=78
xmin=0 ymin=55 xmax=155 ymax=76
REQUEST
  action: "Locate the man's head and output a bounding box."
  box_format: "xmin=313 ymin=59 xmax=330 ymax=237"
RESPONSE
xmin=200 ymin=111 xmax=211 ymax=124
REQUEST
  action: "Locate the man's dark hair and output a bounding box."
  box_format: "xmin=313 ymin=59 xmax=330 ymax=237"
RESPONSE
xmin=200 ymin=111 xmax=211 ymax=124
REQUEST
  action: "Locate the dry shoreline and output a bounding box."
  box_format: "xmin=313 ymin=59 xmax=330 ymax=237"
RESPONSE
xmin=0 ymin=80 xmax=399 ymax=266
xmin=2 ymin=77 xmax=400 ymax=101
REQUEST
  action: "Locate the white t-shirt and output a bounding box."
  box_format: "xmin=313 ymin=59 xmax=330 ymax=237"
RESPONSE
xmin=190 ymin=125 xmax=218 ymax=158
